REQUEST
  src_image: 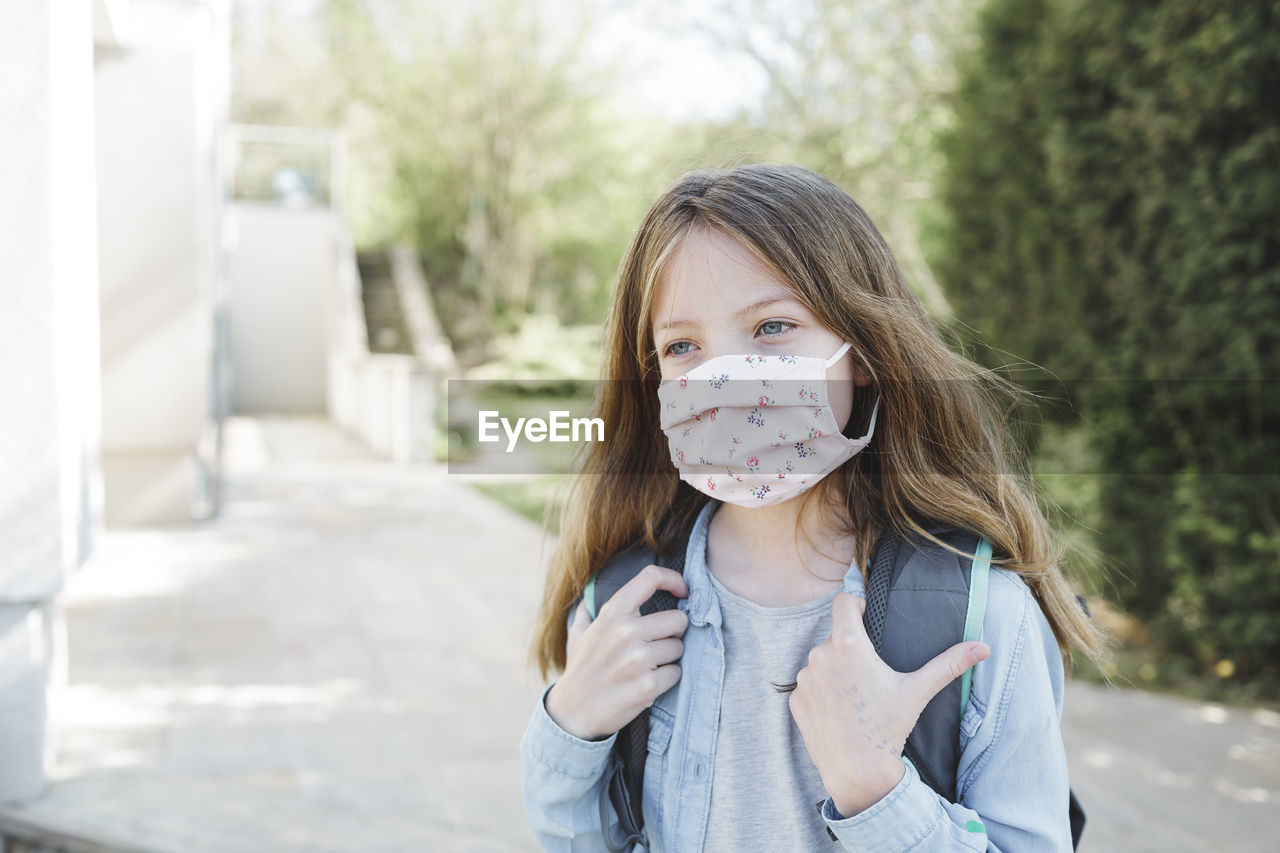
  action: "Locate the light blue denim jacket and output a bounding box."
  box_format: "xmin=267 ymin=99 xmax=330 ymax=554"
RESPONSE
xmin=521 ymin=501 xmax=1074 ymax=851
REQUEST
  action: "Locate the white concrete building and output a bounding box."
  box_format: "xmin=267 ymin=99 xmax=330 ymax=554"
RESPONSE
xmin=0 ymin=0 xmax=449 ymax=813
xmin=95 ymin=0 xmax=231 ymax=528
xmin=0 ymin=0 xmax=228 ymax=805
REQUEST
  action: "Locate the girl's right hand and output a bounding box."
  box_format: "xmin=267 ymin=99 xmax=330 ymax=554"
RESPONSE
xmin=544 ymin=565 xmax=690 ymax=742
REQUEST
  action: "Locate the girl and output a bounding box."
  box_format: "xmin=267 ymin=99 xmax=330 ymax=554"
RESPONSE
xmin=520 ymin=163 xmax=1107 ymax=851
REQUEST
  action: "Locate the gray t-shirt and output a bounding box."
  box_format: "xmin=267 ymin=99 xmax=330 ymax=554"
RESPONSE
xmin=703 ymin=570 xmax=843 ymax=851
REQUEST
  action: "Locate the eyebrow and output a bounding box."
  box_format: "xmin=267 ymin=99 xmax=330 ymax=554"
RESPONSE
xmin=656 ymin=296 xmax=802 ymax=332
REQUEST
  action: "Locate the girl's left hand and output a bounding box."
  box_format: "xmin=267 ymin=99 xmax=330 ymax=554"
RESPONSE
xmin=789 ymin=591 xmax=990 ymax=818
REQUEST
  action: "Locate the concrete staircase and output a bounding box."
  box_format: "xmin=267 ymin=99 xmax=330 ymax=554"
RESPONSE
xmin=356 ymin=253 xmax=414 ymax=355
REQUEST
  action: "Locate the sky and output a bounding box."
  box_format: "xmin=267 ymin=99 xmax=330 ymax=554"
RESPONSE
xmin=232 ymin=0 xmax=770 ymax=124
xmin=578 ymin=2 xmax=769 ymax=123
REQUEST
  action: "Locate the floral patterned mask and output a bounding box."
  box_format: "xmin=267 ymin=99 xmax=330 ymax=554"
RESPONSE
xmin=657 ymin=341 xmax=880 ymax=507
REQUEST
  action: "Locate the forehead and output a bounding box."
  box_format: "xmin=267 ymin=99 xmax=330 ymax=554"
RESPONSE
xmin=651 ymin=227 xmax=793 ymax=323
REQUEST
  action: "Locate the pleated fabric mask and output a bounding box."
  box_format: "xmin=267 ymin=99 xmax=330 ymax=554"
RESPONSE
xmin=658 ymin=342 xmax=880 ymax=507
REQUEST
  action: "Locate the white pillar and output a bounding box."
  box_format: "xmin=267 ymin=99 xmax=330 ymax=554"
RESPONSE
xmin=95 ymin=0 xmax=229 ymax=526
xmin=0 ymin=0 xmax=104 ymax=801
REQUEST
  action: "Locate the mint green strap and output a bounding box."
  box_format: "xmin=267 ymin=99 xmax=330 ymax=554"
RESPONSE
xmin=960 ymin=537 xmax=992 ymax=717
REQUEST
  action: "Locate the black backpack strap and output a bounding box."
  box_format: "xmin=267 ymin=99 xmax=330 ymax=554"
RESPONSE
xmin=589 ymin=524 xmax=692 ymax=852
xmin=868 ymin=526 xmax=979 ymax=803
xmin=869 ymin=526 xmax=1090 ymax=850
xmin=862 ymin=527 xmax=900 ymax=658
xmin=601 ymin=749 xmax=644 ymax=852
xmin=863 ymin=526 xmax=956 ymax=799
xmin=1069 ymin=787 xmax=1085 ymax=848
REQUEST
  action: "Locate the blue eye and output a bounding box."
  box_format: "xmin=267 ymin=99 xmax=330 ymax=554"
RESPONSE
xmin=665 ymin=341 xmax=694 ymax=357
xmin=758 ymin=320 xmax=795 ymax=336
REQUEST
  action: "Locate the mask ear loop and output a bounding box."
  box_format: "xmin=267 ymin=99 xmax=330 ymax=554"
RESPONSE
xmin=825 ymin=342 xmax=881 ymax=440
xmin=823 ymin=341 xmax=854 ymax=368
xmin=860 ymin=395 xmax=882 ymax=439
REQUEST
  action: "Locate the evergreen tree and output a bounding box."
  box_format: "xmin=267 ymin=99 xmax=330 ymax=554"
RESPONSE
xmin=936 ymin=0 xmax=1280 ymax=689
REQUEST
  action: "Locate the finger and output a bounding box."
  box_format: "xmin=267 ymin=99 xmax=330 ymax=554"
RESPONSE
xmin=830 ymin=592 xmax=874 ymax=649
xmin=830 ymin=591 xmax=866 ymax=626
xmin=806 ymin=635 xmax=831 ymax=667
xmin=604 ymin=564 xmax=689 ymax=617
xmin=911 ymin=641 xmax=991 ymax=706
xmin=645 ymin=636 xmax=684 ymax=667
xmin=638 ymin=607 xmax=689 ymax=641
xmin=647 ymin=662 xmax=682 ymax=698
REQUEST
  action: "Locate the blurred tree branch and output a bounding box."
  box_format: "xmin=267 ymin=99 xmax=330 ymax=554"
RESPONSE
xmin=645 ymin=0 xmax=978 ymax=316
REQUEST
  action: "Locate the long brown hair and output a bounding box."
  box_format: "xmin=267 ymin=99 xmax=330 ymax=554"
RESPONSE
xmin=530 ymin=163 xmax=1110 ymax=680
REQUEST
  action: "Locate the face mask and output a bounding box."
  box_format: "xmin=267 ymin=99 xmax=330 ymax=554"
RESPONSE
xmin=658 ymin=341 xmax=880 ymax=507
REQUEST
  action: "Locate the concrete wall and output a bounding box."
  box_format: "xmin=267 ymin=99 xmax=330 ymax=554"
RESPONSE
xmin=94 ymin=0 xmax=229 ymax=526
xmin=224 ymin=204 xmax=336 ymax=414
xmin=0 ymin=0 xmax=103 ymax=802
xmin=325 ymin=237 xmax=440 ymax=464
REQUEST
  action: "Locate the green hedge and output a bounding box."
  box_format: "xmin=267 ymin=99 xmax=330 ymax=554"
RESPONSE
xmin=935 ymin=0 xmax=1280 ymax=690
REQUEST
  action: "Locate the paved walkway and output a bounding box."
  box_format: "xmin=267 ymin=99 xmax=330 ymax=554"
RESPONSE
xmin=0 ymin=414 xmax=1276 ymax=851
xmin=1063 ymin=676 xmax=1280 ymax=851
xmin=1 ymin=416 xmax=550 ymax=851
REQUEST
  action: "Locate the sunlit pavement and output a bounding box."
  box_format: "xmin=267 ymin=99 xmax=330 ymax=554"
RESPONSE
xmin=1 ymin=415 xmax=1277 ymax=851
xmin=1064 ymin=677 xmax=1280 ymax=851
xmin=0 ymin=416 xmax=550 ymax=852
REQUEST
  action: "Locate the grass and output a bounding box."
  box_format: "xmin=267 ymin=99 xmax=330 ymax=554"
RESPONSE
xmin=470 ymin=474 xmax=567 ymax=535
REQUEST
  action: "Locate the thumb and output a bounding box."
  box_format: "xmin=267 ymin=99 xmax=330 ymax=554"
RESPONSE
xmin=912 ymin=642 xmax=990 ymax=704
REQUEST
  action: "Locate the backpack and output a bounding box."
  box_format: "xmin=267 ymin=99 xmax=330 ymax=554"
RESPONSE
xmin=581 ymin=517 xmax=1088 ymax=851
